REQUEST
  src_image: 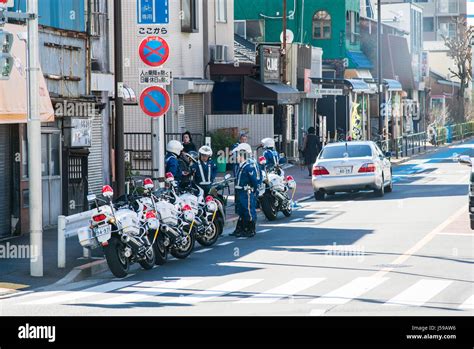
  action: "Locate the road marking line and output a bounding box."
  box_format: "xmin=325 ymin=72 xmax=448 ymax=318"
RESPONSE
xmin=196 ymin=248 xmax=212 ymax=254
xmin=22 ymin=281 xmax=137 ymax=305
xmin=459 ymin=295 xmax=474 ymax=309
xmin=309 ymin=309 xmax=327 ymax=316
xmin=384 ymin=280 xmax=452 ymax=307
xmin=0 ymin=283 xmax=29 ymax=290
xmin=291 ymin=218 xmax=304 ymax=222
xmin=238 ymin=278 xmax=325 ymax=304
xmin=258 ymin=229 xmax=271 ymax=234
xmin=309 ymin=277 xmax=388 ymax=305
xmin=374 ymin=206 xmax=466 ymax=278
xmin=164 ymin=279 xmax=262 ymax=304
xmin=92 ymin=279 xmax=203 ymax=305
xmin=237 ymin=237 xmax=247 ymax=240
xmin=217 ymin=241 xmax=234 ymax=246
xmin=436 ymin=232 xmax=473 ymax=237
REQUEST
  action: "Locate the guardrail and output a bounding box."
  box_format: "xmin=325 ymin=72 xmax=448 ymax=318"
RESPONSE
xmin=57 ymin=211 xmax=94 ymax=268
xmin=374 ymin=121 xmax=474 ymax=159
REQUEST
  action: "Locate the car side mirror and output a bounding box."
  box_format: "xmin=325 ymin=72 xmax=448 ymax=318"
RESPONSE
xmin=458 ymin=155 xmax=472 ymax=166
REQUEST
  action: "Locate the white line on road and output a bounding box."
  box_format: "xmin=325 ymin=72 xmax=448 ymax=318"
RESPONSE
xmin=258 ymin=229 xmax=272 ymax=234
xmin=436 ymin=232 xmax=473 ymax=237
xmin=291 ymin=218 xmax=304 ymax=222
xmin=92 ymin=279 xmax=203 ymax=305
xmin=384 ymin=280 xmax=452 ymax=307
xmin=164 ymin=279 xmax=263 ymax=304
xmin=196 ymin=248 xmax=212 ymax=254
xmin=217 ymin=241 xmax=234 ymax=246
xmin=238 ymin=278 xmax=325 ymax=304
xmin=309 ymin=277 xmax=388 ymax=305
xmin=459 ymin=295 xmax=474 ymax=309
xmin=22 ymin=281 xmax=137 ymax=305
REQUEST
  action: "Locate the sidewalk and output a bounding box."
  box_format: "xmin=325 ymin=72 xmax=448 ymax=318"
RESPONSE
xmin=0 ymin=137 xmax=470 ymax=295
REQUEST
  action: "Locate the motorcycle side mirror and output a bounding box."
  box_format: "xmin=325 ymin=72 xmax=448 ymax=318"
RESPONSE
xmin=87 ymin=194 xmax=96 ymax=202
xmin=280 ymin=153 xmax=286 ymax=158
xmin=224 ymin=174 xmax=232 ymax=181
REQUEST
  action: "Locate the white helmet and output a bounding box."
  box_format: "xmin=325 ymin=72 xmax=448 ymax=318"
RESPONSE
xmin=198 ymin=145 xmax=213 ymax=157
xmin=166 ymin=140 xmax=184 ymax=156
xmin=261 ymin=137 xmax=275 ymax=149
xmin=233 ymin=143 xmax=252 ymax=155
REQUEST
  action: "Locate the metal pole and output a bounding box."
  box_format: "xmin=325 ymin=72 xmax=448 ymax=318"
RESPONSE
xmin=114 ymin=0 xmax=125 ymax=197
xmin=281 ymin=0 xmax=288 ymax=153
xmin=27 ymin=0 xmax=43 ymax=277
xmin=377 ymin=0 xmax=383 ymax=138
xmin=57 ymin=215 xmax=66 ymax=268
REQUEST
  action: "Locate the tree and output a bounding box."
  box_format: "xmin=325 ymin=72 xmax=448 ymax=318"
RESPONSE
xmin=442 ymin=17 xmax=473 ymax=122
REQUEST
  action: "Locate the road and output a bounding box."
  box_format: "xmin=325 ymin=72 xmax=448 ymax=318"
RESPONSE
xmin=1 ymin=142 xmax=473 ymax=316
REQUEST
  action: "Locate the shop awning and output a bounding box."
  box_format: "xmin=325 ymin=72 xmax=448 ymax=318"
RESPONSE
xmin=345 ymin=79 xmax=372 ymax=93
xmin=347 ymin=51 xmax=373 ymax=70
xmin=0 ymin=24 xmax=54 ymax=124
xmin=243 ymin=77 xmax=304 ymax=105
xmin=384 ymin=79 xmax=403 ymax=91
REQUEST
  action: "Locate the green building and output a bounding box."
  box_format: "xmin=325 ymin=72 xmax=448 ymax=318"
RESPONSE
xmin=234 ymin=0 xmax=372 ymax=73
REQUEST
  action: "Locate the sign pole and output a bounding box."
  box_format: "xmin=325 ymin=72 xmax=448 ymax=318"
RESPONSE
xmin=27 ymin=0 xmax=43 ymax=277
xmin=114 ymin=0 xmax=125 ymax=197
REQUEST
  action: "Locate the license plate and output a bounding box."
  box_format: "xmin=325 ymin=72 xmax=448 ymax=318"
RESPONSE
xmin=95 ymin=225 xmax=111 ymax=237
xmin=336 ymin=166 xmax=352 ymax=175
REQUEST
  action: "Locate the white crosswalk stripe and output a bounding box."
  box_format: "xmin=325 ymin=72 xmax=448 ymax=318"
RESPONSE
xmin=21 ymin=281 xmax=137 ymax=305
xmin=384 ymin=280 xmax=452 ymax=307
xmin=217 ymin=242 xmax=234 ymax=246
xmin=459 ymin=295 xmax=474 ymax=309
xmin=163 ymin=279 xmax=263 ymax=304
xmin=238 ymin=278 xmax=325 ymax=304
xmin=310 ymin=277 xmax=388 ymax=305
xmin=92 ymin=279 xmax=203 ymax=305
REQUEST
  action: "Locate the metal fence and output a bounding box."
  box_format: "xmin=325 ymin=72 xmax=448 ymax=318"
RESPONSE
xmin=124 ymin=132 xmax=204 ymax=176
xmin=375 ymin=121 xmax=474 ymax=159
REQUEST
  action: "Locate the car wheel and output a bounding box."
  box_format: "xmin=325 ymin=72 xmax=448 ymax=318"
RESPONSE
xmin=314 ymin=191 xmax=325 ymax=201
xmin=375 ymin=178 xmax=385 ymax=197
xmin=385 ymin=170 xmax=393 ymax=193
xmin=470 ymin=220 xmax=474 ymax=230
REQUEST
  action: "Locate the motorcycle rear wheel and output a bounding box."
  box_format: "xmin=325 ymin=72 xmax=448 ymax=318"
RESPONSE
xmin=153 ymin=232 xmax=168 ymax=265
xmin=104 ymin=236 xmax=129 ymax=278
xmin=196 ymin=220 xmax=219 ymax=247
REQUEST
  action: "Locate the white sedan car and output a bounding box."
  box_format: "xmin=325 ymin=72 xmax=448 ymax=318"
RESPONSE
xmin=312 ymin=141 xmax=393 ymax=200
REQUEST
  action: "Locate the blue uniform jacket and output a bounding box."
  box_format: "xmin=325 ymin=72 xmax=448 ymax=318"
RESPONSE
xmin=192 ymin=159 xmax=217 ymax=186
xmin=165 ymin=153 xmax=183 ymax=181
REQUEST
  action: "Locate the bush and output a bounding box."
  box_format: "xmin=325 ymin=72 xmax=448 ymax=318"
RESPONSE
xmin=208 ymin=129 xmax=235 ymax=159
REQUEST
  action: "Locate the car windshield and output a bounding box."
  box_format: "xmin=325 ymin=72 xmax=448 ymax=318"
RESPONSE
xmin=320 ymin=144 xmax=372 ymax=159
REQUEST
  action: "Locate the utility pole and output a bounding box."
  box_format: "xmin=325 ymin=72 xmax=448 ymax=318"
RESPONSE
xmin=377 ymin=0 xmax=383 ymax=139
xmin=114 ymin=0 xmax=125 ymax=197
xmin=281 ymin=0 xmax=288 ymax=153
xmin=27 ymin=0 xmax=43 ymax=277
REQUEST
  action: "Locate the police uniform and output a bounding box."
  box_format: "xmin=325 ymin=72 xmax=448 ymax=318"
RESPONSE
xmin=263 ymin=148 xmax=280 ymax=168
xmin=234 ymin=158 xmax=261 ymax=237
xmin=192 ymin=159 xmax=217 ymax=195
xmin=165 ymin=152 xmax=183 ymax=182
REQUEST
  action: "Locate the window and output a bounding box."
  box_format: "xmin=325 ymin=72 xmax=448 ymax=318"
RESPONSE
xmin=90 ymin=0 xmax=105 ymax=37
xmin=346 ymin=11 xmax=360 ymax=45
xmin=438 ymin=21 xmax=456 ymax=39
xmin=216 ymin=0 xmax=227 ymax=23
xmin=437 ymin=0 xmax=459 ymax=14
xmin=181 ymin=0 xmax=199 ymax=33
xmin=313 ymin=10 xmax=331 ymax=39
xmin=423 ymin=17 xmax=434 ymax=32
xmin=320 ymin=145 xmax=372 ymax=159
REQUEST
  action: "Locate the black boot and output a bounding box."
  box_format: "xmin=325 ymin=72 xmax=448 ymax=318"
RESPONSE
xmin=242 ymin=220 xmax=256 ymax=237
xmin=229 ymin=218 xmax=243 ymax=237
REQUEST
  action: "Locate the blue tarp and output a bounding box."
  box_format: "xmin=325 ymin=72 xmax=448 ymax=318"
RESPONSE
xmin=347 ymin=51 xmax=374 ymax=70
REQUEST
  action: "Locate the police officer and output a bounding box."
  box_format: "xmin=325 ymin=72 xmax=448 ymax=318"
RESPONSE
xmin=192 ymin=145 xmax=217 ymax=195
xmin=231 ymin=132 xmax=249 ymax=177
xmin=165 ymin=140 xmax=187 ymax=183
xmin=229 ymin=143 xmax=261 ymax=238
xmin=261 ymin=137 xmax=281 ymax=169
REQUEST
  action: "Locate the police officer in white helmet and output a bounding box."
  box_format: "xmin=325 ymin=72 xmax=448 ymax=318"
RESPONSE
xmin=191 ymin=145 xmax=217 ymax=195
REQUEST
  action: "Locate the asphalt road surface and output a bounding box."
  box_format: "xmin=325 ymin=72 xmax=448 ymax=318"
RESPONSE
xmin=1 ymin=141 xmax=473 ymax=316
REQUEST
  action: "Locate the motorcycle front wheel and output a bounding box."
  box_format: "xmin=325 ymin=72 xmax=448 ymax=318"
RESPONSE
xmin=170 ymin=229 xmax=196 ymax=259
xmin=260 ymin=193 xmax=278 ymax=221
xmin=103 ymin=236 xmax=129 ymax=278
xmin=282 ymin=201 xmax=292 ymax=217
xmin=153 ymin=231 xmax=168 ymax=265
xmin=196 ymin=220 xmax=219 ymax=247
xmin=139 ymin=245 xmax=156 ymax=270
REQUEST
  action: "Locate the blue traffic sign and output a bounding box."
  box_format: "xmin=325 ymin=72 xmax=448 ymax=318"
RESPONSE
xmin=140 ymin=86 xmax=171 ymax=118
xmin=137 ymin=0 xmax=169 ymax=25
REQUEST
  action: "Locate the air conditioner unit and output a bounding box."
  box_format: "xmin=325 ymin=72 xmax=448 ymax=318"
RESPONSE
xmin=212 ymin=45 xmax=228 ymax=63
